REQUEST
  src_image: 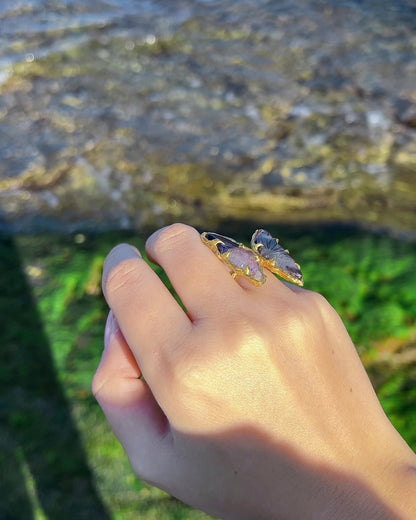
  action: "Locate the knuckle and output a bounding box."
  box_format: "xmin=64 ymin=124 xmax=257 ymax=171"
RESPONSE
xmin=91 ymin=369 xmax=109 ymax=403
xmin=290 ymin=290 xmax=339 ymax=337
xmin=284 ymin=309 xmax=311 ymax=338
xmin=130 ymin=455 xmax=164 ymax=487
xmin=265 ymin=294 xmax=318 ymax=338
xmin=303 ymin=290 xmax=335 ymax=318
xmin=307 ymin=290 xmax=330 ymax=307
xmin=91 ymin=373 xmax=104 ymax=399
xmin=172 ymin=363 xmax=218 ymax=417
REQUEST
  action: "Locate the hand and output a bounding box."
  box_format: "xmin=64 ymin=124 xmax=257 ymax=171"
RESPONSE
xmin=93 ymin=223 xmax=416 ymax=520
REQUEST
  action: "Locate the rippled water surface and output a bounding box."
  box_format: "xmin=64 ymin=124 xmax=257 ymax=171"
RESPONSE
xmin=1 ymin=0 xmax=415 ymax=233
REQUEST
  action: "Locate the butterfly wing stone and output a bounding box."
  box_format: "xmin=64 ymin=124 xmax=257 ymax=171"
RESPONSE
xmin=251 ymin=229 xmax=304 ymax=286
xmin=227 ymin=246 xmax=266 ymax=285
xmin=201 ymin=232 xmax=266 ymax=285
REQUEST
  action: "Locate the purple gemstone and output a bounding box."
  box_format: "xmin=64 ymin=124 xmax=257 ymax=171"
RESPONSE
xmin=251 ymin=229 xmax=303 ymax=286
xmin=228 ymin=248 xmax=265 ymax=283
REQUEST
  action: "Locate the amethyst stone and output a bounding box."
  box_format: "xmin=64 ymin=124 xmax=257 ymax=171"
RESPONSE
xmin=228 ymin=247 xmax=266 ymax=284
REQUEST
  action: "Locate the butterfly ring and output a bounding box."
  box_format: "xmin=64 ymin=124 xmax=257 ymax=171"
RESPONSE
xmin=200 ymin=229 xmax=304 ymax=287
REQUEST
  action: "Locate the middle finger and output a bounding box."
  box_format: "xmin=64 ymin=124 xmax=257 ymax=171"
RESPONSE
xmin=146 ymin=223 xmax=243 ymax=320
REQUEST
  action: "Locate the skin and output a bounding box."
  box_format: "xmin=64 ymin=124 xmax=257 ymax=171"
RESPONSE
xmin=93 ymin=223 xmax=416 ymax=520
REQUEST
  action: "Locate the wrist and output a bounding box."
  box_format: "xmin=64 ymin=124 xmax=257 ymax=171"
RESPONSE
xmin=301 ymin=425 xmax=416 ymax=520
xmin=302 ymin=459 xmax=416 ymax=520
xmin=373 ymin=457 xmax=416 ymax=520
xmin=349 ymin=439 xmax=416 ymax=520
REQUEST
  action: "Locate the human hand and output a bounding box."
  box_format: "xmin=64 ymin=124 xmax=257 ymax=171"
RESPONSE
xmin=93 ymin=223 xmax=416 ymax=520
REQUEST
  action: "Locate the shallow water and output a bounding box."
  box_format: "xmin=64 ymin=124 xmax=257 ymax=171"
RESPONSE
xmin=0 ymin=0 xmax=415 ymax=234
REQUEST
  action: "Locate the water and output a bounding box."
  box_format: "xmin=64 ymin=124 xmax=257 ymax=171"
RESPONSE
xmin=0 ymin=0 xmax=415 ymax=234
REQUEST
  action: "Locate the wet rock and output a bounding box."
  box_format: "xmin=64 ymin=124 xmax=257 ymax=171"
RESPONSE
xmin=261 ymin=172 xmax=284 ymax=188
xmin=395 ymin=98 xmax=416 ymax=129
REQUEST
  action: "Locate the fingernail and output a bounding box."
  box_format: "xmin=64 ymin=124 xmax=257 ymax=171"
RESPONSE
xmin=104 ymin=310 xmax=120 ymax=350
xmin=102 ymin=243 xmax=141 ymax=296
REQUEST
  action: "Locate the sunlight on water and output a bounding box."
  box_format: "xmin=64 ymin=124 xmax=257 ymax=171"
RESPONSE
xmin=0 ymin=0 xmax=415 ymax=234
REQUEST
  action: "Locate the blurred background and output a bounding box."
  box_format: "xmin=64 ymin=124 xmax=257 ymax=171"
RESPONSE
xmin=0 ymin=1 xmax=415 ymax=518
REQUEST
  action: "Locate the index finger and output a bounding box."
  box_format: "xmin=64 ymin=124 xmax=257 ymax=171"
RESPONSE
xmin=102 ymin=243 xmax=192 ymax=383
